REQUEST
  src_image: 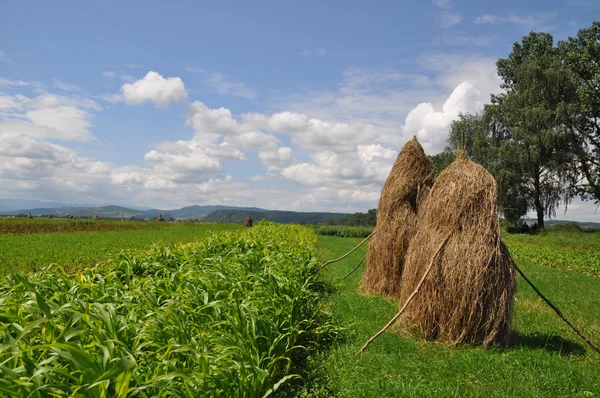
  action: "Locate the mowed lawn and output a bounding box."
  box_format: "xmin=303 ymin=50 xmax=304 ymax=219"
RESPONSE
xmin=0 ymin=219 xmax=242 ymax=275
xmin=316 ymin=231 xmax=600 ymax=397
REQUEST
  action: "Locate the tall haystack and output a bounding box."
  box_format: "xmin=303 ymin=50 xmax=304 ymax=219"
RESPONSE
xmin=360 ymin=137 xmax=434 ymax=298
xmin=244 ymin=215 xmax=253 ymax=227
xmin=399 ymin=152 xmax=516 ymax=346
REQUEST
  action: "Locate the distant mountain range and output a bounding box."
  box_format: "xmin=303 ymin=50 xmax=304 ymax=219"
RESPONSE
xmin=0 ymin=204 xmax=270 ymax=221
xmin=0 ymin=200 xmax=349 ymax=224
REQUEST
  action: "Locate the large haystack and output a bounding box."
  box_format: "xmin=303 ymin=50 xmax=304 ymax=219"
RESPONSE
xmin=360 ymin=137 xmax=433 ymax=298
xmin=399 ymin=152 xmax=515 ymax=346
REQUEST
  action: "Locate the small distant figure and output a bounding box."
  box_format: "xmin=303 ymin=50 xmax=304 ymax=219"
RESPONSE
xmin=27 ymin=212 xmax=33 ymax=219
xmin=156 ymin=214 xmax=164 ymax=222
xmin=68 ymin=215 xmax=74 ymax=220
xmin=520 ymin=222 xmax=530 ymax=234
xmin=244 ymin=215 xmax=253 ymax=227
xmin=93 ymin=215 xmax=100 ymax=220
xmin=531 ymin=222 xmax=538 ymax=234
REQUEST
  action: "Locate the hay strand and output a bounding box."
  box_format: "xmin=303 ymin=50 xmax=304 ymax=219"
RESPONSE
xmin=360 ymin=137 xmax=433 ymax=298
xmin=513 ymin=262 xmax=600 ymax=355
xmin=343 ymin=254 xmax=366 ymax=280
xmin=399 ymin=154 xmax=515 ymax=346
xmin=357 ymin=233 xmax=451 ymax=355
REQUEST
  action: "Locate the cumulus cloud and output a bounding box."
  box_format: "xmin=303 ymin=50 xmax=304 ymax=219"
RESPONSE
xmin=0 ymin=93 xmax=98 ymax=141
xmin=402 ymin=82 xmax=482 ymax=153
xmin=122 ymin=71 xmax=187 ymax=107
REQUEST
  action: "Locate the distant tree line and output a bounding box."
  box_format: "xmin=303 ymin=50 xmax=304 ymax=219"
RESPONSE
xmin=431 ymin=22 xmax=600 ymax=228
xmin=325 ymin=209 xmax=377 ymax=226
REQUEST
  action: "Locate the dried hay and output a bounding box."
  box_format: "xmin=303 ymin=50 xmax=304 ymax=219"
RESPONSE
xmin=399 ymin=152 xmax=515 ymax=346
xmin=360 ymin=137 xmax=434 ymax=298
xmin=244 ymin=215 xmax=253 ymax=227
xmin=156 ymin=214 xmax=164 ymax=222
xmin=93 ymin=215 xmax=100 ymax=220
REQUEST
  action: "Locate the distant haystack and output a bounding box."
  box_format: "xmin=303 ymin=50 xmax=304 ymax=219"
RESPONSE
xmin=360 ymin=137 xmax=433 ymax=298
xmin=156 ymin=214 xmax=164 ymax=222
xmin=68 ymin=215 xmax=74 ymax=220
xmin=399 ymin=152 xmax=516 ymax=346
xmin=244 ymin=215 xmax=253 ymax=227
xmin=93 ymin=215 xmax=100 ymax=220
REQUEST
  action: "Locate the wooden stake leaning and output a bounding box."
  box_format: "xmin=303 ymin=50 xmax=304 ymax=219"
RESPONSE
xmin=313 ymin=230 xmax=376 ymax=274
xmin=356 ymin=233 xmax=451 ymax=355
xmin=343 ymin=254 xmax=366 ymax=280
xmin=512 ymin=262 xmax=600 ymax=356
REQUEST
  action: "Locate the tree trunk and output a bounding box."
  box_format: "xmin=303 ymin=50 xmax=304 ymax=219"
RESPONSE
xmin=534 ymin=167 xmax=545 ymax=229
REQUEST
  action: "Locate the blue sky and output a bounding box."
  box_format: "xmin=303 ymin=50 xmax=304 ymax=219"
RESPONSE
xmin=1 ymin=1 xmax=599 ymax=220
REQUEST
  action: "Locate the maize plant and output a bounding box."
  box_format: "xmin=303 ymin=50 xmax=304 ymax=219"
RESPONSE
xmin=0 ymin=221 xmax=340 ymax=397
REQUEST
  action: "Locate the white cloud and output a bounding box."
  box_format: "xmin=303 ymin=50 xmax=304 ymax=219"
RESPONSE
xmin=473 ymin=12 xmax=557 ymax=30
xmin=250 ymin=175 xmax=265 ymax=182
xmin=0 ymin=78 xmax=30 ymax=88
xmin=205 ymin=72 xmax=256 ymax=99
xmin=122 ymin=71 xmax=187 ymax=107
xmin=435 ymin=36 xmax=496 ymax=47
xmin=402 ymin=82 xmax=482 ymax=154
xmin=432 ymin=0 xmax=462 ymax=28
xmin=187 ymin=101 xmax=242 ymax=136
xmin=52 ymin=79 xmax=80 ymax=92
xmin=102 ymin=71 xmax=116 ymax=79
xmin=301 ymin=48 xmax=327 ymax=56
xmin=259 ymin=147 xmax=295 ymax=171
xmin=0 ymin=94 xmax=98 ymax=141
xmin=185 ymin=67 xmax=205 ymax=73
xmin=437 ymin=12 xmax=463 ymax=28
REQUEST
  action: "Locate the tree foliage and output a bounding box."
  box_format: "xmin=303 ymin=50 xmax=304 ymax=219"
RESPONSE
xmin=559 ymin=22 xmax=600 ymax=204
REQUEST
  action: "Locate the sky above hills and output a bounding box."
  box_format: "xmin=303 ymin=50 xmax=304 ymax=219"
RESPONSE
xmin=1 ymin=0 xmax=599 ymax=220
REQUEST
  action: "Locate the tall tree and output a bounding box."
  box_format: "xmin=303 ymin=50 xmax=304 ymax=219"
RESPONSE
xmin=490 ymin=32 xmax=577 ymax=228
xmin=559 ymin=22 xmax=600 ymax=204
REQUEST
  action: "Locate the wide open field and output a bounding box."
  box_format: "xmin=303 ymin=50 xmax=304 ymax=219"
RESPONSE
xmin=0 ymin=218 xmax=241 ymax=275
xmin=316 ymin=227 xmax=600 ymax=397
xmin=1 ymin=220 xmax=599 ymax=396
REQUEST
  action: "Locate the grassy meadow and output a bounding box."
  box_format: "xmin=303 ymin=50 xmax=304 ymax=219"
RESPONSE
xmin=1 ymin=218 xmax=599 ymax=396
xmin=316 ymin=228 xmax=600 ymax=397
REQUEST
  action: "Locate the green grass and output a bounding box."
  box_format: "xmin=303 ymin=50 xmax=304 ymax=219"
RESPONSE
xmin=503 ymin=229 xmax=600 ymax=276
xmin=315 ymin=231 xmax=600 ymax=397
xmin=0 ymin=221 xmax=241 ymax=275
xmin=0 ymin=222 xmax=340 ymax=397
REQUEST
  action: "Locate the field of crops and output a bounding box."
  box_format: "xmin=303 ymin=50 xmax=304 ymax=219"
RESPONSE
xmin=0 ymin=221 xmax=340 ymax=396
xmin=2 ymin=218 xmax=600 ymax=396
xmin=0 ymin=219 xmax=240 ymax=274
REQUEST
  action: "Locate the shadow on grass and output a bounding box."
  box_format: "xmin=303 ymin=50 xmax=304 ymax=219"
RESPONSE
xmin=509 ymin=331 xmax=586 ymax=357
